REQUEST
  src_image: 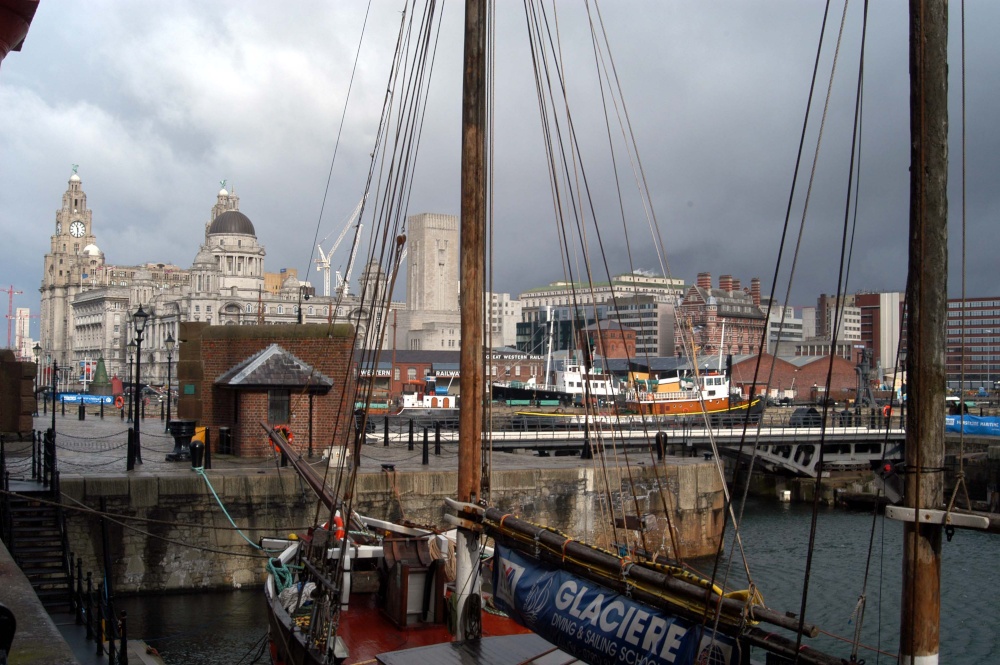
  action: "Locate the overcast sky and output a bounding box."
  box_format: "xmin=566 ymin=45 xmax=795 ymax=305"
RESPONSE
xmin=3 ymin=1 xmax=998 ymax=341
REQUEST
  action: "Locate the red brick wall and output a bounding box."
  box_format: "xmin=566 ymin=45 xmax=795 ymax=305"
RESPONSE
xmin=732 ymin=353 xmax=858 ymax=403
xmin=177 ymin=323 xmax=355 ymax=458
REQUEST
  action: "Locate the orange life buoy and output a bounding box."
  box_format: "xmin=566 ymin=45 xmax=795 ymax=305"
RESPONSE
xmin=882 ymin=404 xmax=892 ymax=418
xmin=333 ymin=514 xmax=345 ymax=540
xmin=115 ymin=395 xmax=124 ymax=409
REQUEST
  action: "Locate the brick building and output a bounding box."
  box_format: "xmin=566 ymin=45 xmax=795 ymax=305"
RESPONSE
xmin=675 ymin=273 xmax=766 ymax=356
xmin=578 ymin=321 xmax=637 ymax=360
xmin=176 ymin=323 xmax=355 ymax=458
xmin=730 ymin=353 xmax=860 ymax=404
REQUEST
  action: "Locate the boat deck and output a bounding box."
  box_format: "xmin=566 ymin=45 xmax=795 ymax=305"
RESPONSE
xmin=376 ymin=633 xmax=573 ymax=665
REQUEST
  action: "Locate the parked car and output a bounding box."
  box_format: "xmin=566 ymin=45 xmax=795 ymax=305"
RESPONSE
xmin=788 ymin=406 xmax=822 ymax=427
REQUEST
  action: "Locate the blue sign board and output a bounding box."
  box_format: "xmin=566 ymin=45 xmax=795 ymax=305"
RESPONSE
xmin=945 ymin=415 xmax=1000 ymax=437
xmin=58 ymin=393 xmax=114 ymax=405
xmin=492 ymin=545 xmax=738 ymax=665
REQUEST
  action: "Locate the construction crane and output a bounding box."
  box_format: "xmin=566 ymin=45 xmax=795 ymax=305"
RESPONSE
xmin=336 ymin=220 xmax=364 ymax=297
xmin=315 ymin=197 xmax=365 ymax=297
xmin=2 ymin=285 xmax=23 ymax=349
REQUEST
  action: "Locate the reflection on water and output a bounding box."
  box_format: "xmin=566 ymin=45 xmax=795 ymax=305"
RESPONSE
xmin=115 ymin=590 xmax=268 ymax=664
xmin=115 ymin=500 xmax=998 ymax=664
xmin=699 ymin=498 xmax=999 ymax=664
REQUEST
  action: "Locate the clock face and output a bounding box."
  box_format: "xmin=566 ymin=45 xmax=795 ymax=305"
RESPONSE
xmin=70 ymin=221 xmax=86 ymax=237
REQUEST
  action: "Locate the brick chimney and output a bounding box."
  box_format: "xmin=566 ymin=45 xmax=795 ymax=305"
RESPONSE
xmin=697 ymin=272 xmax=712 ymax=290
xmin=750 ymin=277 xmax=761 ymax=306
xmin=731 ymin=278 xmax=741 ymax=292
xmin=719 ymin=274 xmax=733 ymax=293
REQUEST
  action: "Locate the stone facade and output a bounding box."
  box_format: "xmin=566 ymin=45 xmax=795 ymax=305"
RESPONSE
xmin=38 ymin=172 xmax=401 ymax=394
xmin=60 ymin=460 xmax=725 ymax=593
xmin=399 ymin=213 xmax=460 ymax=351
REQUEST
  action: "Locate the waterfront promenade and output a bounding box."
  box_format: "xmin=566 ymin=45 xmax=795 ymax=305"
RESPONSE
xmin=16 ymin=412 xmax=638 ymax=477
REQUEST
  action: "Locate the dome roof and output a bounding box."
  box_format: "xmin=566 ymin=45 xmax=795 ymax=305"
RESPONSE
xmin=70 ymin=173 xmax=81 ymax=182
xmin=208 ymin=210 xmax=256 ymax=236
xmin=83 ymin=243 xmax=101 ymax=256
xmin=193 ymin=246 xmax=217 ymax=267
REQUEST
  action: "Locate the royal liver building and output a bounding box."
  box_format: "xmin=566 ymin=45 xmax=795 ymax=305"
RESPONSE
xmin=39 ymin=171 xmax=397 ymax=391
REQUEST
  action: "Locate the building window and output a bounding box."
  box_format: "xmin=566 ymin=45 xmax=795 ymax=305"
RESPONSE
xmin=394 ymin=368 xmax=400 ymax=381
xmin=407 ymin=368 xmax=417 ymax=381
xmin=268 ymin=390 xmax=291 ymax=424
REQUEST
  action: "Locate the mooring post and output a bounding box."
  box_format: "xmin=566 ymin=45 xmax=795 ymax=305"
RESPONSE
xmin=435 ymin=422 xmax=441 ymax=455
xmin=422 ymin=427 xmax=429 ymax=465
xmin=118 ymin=612 xmax=128 ymax=665
xmin=408 ymin=419 xmax=414 ymax=451
xmin=384 ymin=417 xmax=389 ymax=447
xmin=85 ymin=572 xmax=94 ymax=640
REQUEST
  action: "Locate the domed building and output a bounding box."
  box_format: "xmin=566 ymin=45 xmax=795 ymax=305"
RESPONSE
xmin=42 ymin=172 xmax=405 ymax=393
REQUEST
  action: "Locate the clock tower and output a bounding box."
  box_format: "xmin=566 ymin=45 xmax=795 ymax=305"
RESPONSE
xmin=40 ymin=168 xmax=104 ymax=369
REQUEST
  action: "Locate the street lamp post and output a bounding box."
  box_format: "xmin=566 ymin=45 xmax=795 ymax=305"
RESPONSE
xmin=44 ymin=353 xmax=51 ymax=415
xmin=164 ymin=332 xmax=175 ymax=432
xmin=130 ymin=306 xmax=149 ymax=469
xmin=32 ymin=343 xmax=41 ymax=416
xmin=50 ymin=357 xmax=58 ymax=437
xmin=126 ymin=339 xmax=136 ymax=423
xmin=297 ymin=285 xmax=313 ymax=324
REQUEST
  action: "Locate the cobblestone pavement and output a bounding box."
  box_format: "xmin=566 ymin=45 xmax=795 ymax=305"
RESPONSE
xmin=8 ymin=411 xmax=623 ymax=481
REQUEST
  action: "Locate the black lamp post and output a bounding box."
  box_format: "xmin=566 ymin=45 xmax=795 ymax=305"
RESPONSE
xmin=50 ymin=356 xmax=58 ymax=437
xmin=131 ymin=306 xmax=149 ymax=467
xmin=126 ymin=339 xmax=136 ymax=423
xmin=297 ymin=285 xmax=313 ymax=324
xmin=164 ymin=332 xmax=175 ymax=432
xmin=32 ymin=343 xmax=41 ymax=416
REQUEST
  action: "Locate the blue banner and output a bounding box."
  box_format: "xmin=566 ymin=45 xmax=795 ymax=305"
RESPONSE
xmin=945 ymin=415 xmax=1000 ymax=437
xmin=492 ymin=545 xmax=738 ymax=665
xmin=58 ymin=393 xmax=114 ymax=405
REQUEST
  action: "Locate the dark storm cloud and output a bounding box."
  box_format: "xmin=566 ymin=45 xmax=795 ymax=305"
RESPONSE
xmin=2 ymin=1 xmax=998 ymax=339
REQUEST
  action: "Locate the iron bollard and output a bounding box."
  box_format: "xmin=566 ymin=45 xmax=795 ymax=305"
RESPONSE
xmin=435 ymin=422 xmax=441 ymax=455
xmin=61 ymin=398 xmax=65 ymax=416
xmin=408 ymin=419 xmax=414 ymax=451
xmin=422 ymin=427 xmax=429 ymax=465
xmin=384 ymin=417 xmax=389 ymax=447
xmin=118 ymin=611 xmax=128 ymax=665
xmin=96 ymin=582 xmax=105 ymax=656
xmin=78 ymin=403 xmax=85 ymax=421
xmin=100 ymin=399 xmax=104 ymax=419
xmin=581 ymin=427 xmax=592 ymax=459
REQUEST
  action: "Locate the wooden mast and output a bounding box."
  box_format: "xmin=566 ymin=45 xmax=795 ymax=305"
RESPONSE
xmin=455 ymin=0 xmax=487 ymax=642
xmin=902 ymin=1 xmax=948 ymax=663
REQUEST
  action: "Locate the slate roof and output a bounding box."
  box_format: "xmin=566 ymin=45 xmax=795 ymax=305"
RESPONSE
xmin=215 ymin=344 xmax=333 ymax=392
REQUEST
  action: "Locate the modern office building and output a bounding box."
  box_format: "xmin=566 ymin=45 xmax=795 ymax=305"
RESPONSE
xmin=946 ymin=296 xmax=1000 ymax=389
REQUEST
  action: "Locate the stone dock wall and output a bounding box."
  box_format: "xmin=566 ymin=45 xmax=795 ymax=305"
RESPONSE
xmin=61 ymin=460 xmax=724 ymax=594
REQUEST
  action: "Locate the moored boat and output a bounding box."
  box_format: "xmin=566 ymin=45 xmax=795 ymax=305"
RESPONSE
xmin=623 ymin=369 xmax=762 ymax=420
